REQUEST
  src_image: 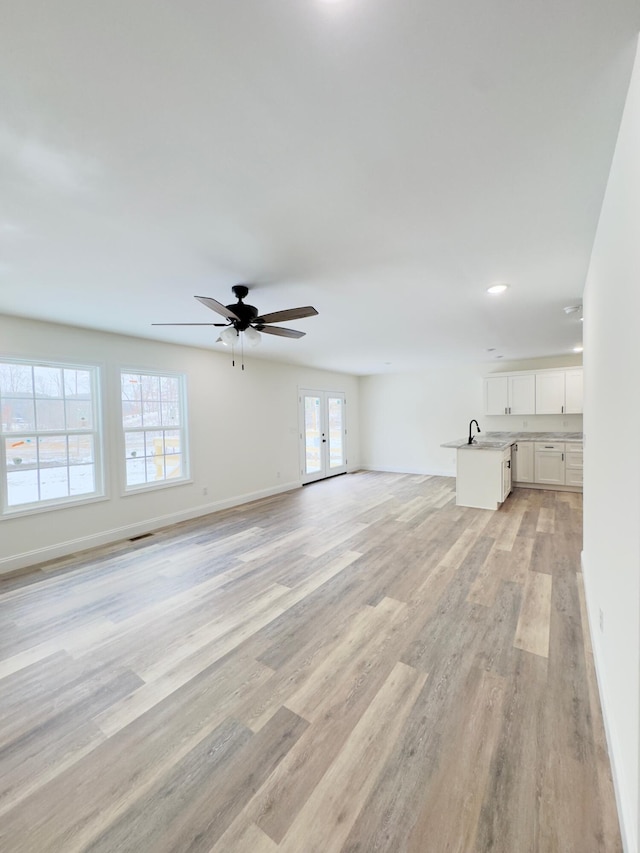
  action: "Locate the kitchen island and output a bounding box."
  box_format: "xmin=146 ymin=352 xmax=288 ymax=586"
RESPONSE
xmin=442 ymin=431 xmax=583 ymax=510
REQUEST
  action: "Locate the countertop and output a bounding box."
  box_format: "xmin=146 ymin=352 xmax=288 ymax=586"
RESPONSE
xmin=441 ymin=431 xmax=583 ymax=451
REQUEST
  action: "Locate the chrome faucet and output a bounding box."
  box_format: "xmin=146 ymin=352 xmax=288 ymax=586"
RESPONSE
xmin=468 ymin=419 xmax=481 ymax=444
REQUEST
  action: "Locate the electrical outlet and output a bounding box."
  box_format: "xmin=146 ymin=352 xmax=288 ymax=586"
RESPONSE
xmin=522 ymin=420 xmax=528 ymax=428
xmin=202 ymin=486 xmax=208 ymax=496
xmin=562 ymin=419 xmax=568 ymax=427
xmin=276 ymin=471 xmax=281 ymax=480
xmin=599 ymin=608 xmax=604 ymax=633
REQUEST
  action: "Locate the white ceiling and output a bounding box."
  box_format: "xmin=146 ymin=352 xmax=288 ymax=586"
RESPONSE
xmin=0 ymin=1 xmax=638 ymax=374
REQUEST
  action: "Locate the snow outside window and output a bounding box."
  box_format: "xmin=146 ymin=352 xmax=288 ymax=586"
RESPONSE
xmin=0 ymin=360 xmax=103 ymax=515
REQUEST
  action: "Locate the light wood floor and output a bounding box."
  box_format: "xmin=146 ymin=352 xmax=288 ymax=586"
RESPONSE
xmin=0 ymin=472 xmax=621 ymax=852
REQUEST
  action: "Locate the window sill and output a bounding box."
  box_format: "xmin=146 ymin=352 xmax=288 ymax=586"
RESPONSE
xmin=1 ymin=492 xmax=109 ymax=520
xmin=121 ymin=478 xmax=193 ymax=497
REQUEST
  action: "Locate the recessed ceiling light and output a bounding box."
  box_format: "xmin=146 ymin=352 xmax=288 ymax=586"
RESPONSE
xmin=495 ymin=355 xmax=504 ymax=359
xmin=487 ymin=283 xmax=510 ymax=294
xmin=573 ymin=345 xmax=583 ymax=353
xmin=486 ymin=347 xmax=496 ymax=352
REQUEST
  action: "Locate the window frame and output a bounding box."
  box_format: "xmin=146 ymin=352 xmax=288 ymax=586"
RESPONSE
xmin=0 ymin=357 xmax=105 ymax=518
xmin=119 ymin=368 xmax=191 ymax=495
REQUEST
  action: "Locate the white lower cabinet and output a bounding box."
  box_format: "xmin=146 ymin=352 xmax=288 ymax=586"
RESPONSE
xmin=512 ymin=442 xmax=534 ymax=483
xmin=512 ymin=441 xmax=582 ymax=490
xmin=456 ymin=446 xmax=512 ymax=510
xmin=502 ymin=450 xmax=512 ymax=502
xmin=565 ymin=444 xmax=583 ymax=487
xmin=534 ymin=442 xmax=565 ymax=485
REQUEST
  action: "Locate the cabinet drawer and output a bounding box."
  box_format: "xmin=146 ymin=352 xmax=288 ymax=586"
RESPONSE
xmin=566 ymin=442 xmax=583 ymax=452
xmin=566 ymin=467 xmax=583 ymax=487
xmin=566 ymin=450 xmax=583 ymax=468
xmin=534 ymin=442 xmax=565 ymax=452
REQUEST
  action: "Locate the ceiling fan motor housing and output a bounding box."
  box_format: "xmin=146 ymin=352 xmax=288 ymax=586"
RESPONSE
xmin=226 ymin=301 xmax=259 ymax=331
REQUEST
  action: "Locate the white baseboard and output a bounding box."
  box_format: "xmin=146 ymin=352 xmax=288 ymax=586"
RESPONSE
xmin=581 ymin=551 xmax=635 ymax=853
xmin=0 ymin=480 xmax=301 ymax=575
xmin=361 ymin=465 xmax=455 ymax=477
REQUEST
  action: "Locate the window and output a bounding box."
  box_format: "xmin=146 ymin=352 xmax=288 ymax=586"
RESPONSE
xmin=121 ymin=371 xmax=189 ymax=490
xmin=0 ymin=359 xmax=103 ymax=514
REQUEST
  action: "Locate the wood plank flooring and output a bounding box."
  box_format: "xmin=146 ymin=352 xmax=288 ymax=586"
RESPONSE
xmin=0 ymin=472 xmax=621 ymax=852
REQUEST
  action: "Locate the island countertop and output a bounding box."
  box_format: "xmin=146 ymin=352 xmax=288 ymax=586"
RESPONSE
xmin=441 ymin=431 xmax=583 ymax=451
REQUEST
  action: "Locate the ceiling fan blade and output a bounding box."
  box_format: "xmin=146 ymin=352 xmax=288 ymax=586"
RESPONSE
xmin=195 ymin=295 xmax=240 ymax=321
xmin=151 ymin=322 xmax=227 ymax=326
xmin=258 ymin=325 xmax=306 ymax=339
xmin=255 ymin=306 xmax=318 ymax=325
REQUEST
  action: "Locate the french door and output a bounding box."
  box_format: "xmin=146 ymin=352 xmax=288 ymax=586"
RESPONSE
xmin=299 ymin=389 xmax=347 ymax=484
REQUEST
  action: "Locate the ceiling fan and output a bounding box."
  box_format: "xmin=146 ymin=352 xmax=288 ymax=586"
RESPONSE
xmin=152 ymin=285 xmax=318 ymax=349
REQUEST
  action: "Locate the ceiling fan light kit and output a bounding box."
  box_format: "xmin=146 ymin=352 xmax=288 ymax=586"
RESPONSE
xmin=152 ymin=285 xmax=318 ymax=368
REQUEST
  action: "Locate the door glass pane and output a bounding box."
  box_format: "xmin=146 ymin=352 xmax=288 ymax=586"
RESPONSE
xmin=304 ymin=396 xmax=322 ymax=474
xmin=328 ymin=397 xmax=344 ymax=468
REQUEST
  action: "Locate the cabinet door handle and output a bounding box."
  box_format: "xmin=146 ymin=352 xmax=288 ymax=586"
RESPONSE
xmin=507 ymin=460 xmax=511 ymax=468
xmin=561 ymin=405 xmax=564 ymax=413
xmin=562 ymin=453 xmax=564 ymax=461
xmin=544 ymin=445 xmax=554 ymax=448
xmin=504 ymin=407 xmax=507 ymax=414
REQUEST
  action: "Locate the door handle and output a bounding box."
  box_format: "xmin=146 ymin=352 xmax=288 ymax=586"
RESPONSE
xmin=507 ymin=460 xmax=511 ymax=468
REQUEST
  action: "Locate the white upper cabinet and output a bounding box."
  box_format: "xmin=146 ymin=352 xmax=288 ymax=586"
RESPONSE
xmin=509 ymin=374 xmax=536 ymax=414
xmin=484 ymin=367 xmax=583 ymax=417
xmin=564 ymin=369 xmax=584 ymax=414
xmin=535 ymin=368 xmax=583 ymax=414
xmin=484 ymin=374 xmax=535 ymax=415
xmin=485 ymin=376 xmax=509 ymax=415
xmin=535 ymin=371 xmax=566 ymax=414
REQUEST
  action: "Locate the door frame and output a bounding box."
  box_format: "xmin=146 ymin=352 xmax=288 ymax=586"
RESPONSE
xmin=298 ymin=388 xmax=348 ymax=484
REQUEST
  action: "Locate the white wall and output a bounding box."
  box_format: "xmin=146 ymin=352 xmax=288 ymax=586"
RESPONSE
xmin=360 ymin=355 xmax=582 ymax=476
xmin=582 ymin=37 xmax=640 ymax=853
xmin=0 ymin=315 xmax=360 ymax=573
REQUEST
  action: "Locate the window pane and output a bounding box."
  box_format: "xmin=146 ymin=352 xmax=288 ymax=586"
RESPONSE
xmin=1 ymin=399 xmax=36 ymax=432
xmin=143 ymin=430 xmax=163 ymax=458
xmin=0 ymin=363 xmax=33 ymax=395
xmin=328 ymin=397 xmax=344 ymax=468
xmin=40 ymin=466 xmax=69 ymax=500
xmin=66 ymin=400 xmax=93 ymax=430
xmin=126 ymin=458 xmax=146 ymax=486
xmin=38 ymin=435 xmax=69 ymax=467
xmin=36 ymin=399 xmax=65 ymax=430
xmin=69 ymin=435 xmax=94 ymax=465
xmin=163 ymin=430 xmax=181 ymax=454
xmin=161 ymin=402 xmax=180 ymax=426
xmin=121 ymin=373 xmax=141 ymax=401
xmin=146 ymin=454 xmax=165 ymax=482
xmin=160 ymin=375 xmax=179 ymax=399
xmin=304 ymin=396 xmax=322 ymax=474
xmin=122 ymin=400 xmax=142 ymax=428
xmin=140 ymin=374 xmax=160 ymax=401
xmin=64 ymin=369 xmax=91 ymax=398
xmin=125 ymin=432 xmax=145 ymax=459
xmin=142 ymin=400 xmax=161 ymax=426
xmin=166 ymin=453 xmax=183 ymax=479
xmin=5 ymin=437 xmax=37 ymax=467
xmin=7 ymin=468 xmax=38 ymax=506
xmin=69 ymin=465 xmax=95 ymax=495
xmin=34 ymin=366 xmax=63 ymax=398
